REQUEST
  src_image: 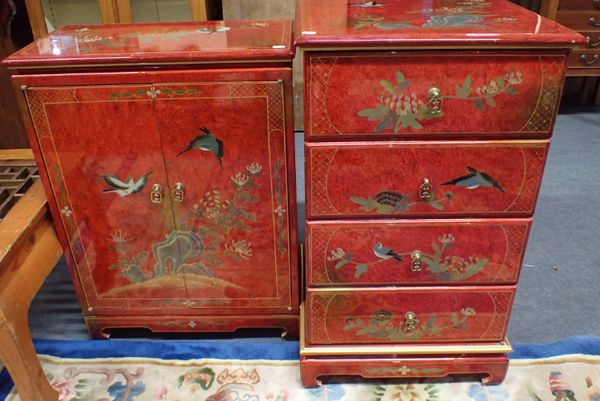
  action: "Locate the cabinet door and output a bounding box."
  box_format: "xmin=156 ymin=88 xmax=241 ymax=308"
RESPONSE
xmin=153 ymin=79 xmax=294 ymax=313
xmin=24 ymin=85 xmax=188 ymax=313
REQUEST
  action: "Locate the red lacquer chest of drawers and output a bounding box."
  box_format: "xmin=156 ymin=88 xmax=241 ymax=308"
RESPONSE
xmin=2 ymin=21 xmax=300 ymax=338
xmin=296 ymin=0 xmax=584 ymax=386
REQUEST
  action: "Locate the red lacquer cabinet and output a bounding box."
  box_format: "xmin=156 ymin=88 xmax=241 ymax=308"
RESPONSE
xmin=297 ymin=0 xmax=585 ymax=386
xmin=2 ymin=21 xmax=299 ymax=337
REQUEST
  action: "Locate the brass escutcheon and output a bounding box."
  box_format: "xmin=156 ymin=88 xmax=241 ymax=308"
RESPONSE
xmin=427 ymin=87 xmax=443 ymax=114
xmin=419 ymin=178 xmax=433 ymax=199
xmin=411 ymin=250 xmax=423 ymax=272
xmin=150 ymin=183 xmax=163 ymax=204
xmin=404 ymin=311 xmax=419 ymax=332
xmin=173 ymin=182 xmax=185 ymax=202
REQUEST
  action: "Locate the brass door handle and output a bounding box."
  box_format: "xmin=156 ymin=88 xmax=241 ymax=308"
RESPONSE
xmin=150 ymin=184 xmax=163 ymax=204
xmin=418 ymin=178 xmax=433 ymax=199
xmin=580 ymin=54 xmax=600 ymax=65
xmin=173 ymin=182 xmax=185 ymax=202
xmin=587 ymin=36 xmax=600 ymax=48
xmin=410 ymin=250 xmax=423 ymax=272
xmin=427 ymin=87 xmax=443 ymax=114
xmin=590 ymin=17 xmax=600 ymax=27
xmin=403 ymin=311 xmax=419 ymax=332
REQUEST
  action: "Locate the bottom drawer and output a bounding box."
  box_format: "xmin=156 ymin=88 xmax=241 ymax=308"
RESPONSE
xmin=568 ymin=49 xmax=600 ymax=69
xmin=305 ymin=287 xmax=515 ymax=345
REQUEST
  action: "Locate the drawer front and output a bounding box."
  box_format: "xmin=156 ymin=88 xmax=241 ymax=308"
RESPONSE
xmin=306 ymin=52 xmax=566 ymax=139
xmin=568 ymin=49 xmax=600 ymax=68
xmin=578 ymin=31 xmax=600 ymax=50
xmin=556 ymin=11 xmax=600 ymax=30
xmin=558 ymin=0 xmax=600 ymax=12
xmin=307 ymin=219 xmax=531 ymax=286
xmin=305 ymin=287 xmax=515 ymax=345
xmin=306 ymin=141 xmax=549 ymax=219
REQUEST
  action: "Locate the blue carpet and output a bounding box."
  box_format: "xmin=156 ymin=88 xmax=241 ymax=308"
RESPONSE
xmin=1 ymin=336 xmax=600 ymax=399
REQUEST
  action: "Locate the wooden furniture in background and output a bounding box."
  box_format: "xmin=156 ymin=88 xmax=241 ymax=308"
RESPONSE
xmin=3 ymin=20 xmax=300 ymax=339
xmin=296 ymin=0 xmax=584 ymax=386
xmin=0 ymin=149 xmax=62 ymax=401
xmin=23 ymin=0 xmax=214 ymax=39
xmin=540 ymin=0 xmax=600 ymax=104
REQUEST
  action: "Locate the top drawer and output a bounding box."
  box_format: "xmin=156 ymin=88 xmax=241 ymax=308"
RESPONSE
xmin=558 ymin=0 xmax=600 ymax=12
xmin=305 ymin=52 xmax=567 ymax=140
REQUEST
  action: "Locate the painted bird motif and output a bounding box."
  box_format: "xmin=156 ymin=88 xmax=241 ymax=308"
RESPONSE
xmin=442 ymin=167 xmax=504 ymax=192
xmin=373 ymin=242 xmax=403 ymax=262
xmin=101 ymin=172 xmax=151 ymax=197
xmin=176 ymin=127 xmax=224 ymax=169
xmin=349 ymin=1 xmax=383 ymax=7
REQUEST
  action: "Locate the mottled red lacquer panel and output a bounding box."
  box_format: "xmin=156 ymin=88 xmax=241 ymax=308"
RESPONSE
xmin=153 ymin=80 xmax=293 ymax=311
xmin=24 ymin=79 xmax=294 ymax=314
xmin=306 ymin=140 xmax=549 ymax=218
xmin=295 ymin=0 xmax=585 ymax=48
xmin=24 ymin=85 xmax=182 ymax=313
xmin=300 ymin=355 xmax=509 ymax=387
xmin=307 ymin=53 xmax=566 ymax=138
xmin=3 ymin=20 xmax=293 ymax=68
xmin=306 ymin=287 xmax=515 ymax=345
xmin=307 ymin=219 xmax=531 ymax=286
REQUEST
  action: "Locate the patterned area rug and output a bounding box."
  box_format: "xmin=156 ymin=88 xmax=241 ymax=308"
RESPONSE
xmin=3 ymin=353 xmax=600 ymax=401
xmin=2 ymin=336 xmax=600 ymax=401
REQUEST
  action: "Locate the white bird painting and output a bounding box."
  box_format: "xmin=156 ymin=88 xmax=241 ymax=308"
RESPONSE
xmin=100 ymin=172 xmax=151 ymax=197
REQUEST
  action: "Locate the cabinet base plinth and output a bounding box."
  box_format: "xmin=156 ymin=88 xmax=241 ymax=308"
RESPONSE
xmin=85 ymin=315 xmax=299 ymax=339
xmin=300 ymin=354 xmax=509 ymax=387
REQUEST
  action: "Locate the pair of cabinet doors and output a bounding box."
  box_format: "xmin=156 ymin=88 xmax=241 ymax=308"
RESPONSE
xmin=21 ymin=69 xmax=296 ymax=316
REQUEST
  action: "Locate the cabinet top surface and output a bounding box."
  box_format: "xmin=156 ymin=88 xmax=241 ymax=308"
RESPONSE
xmin=295 ymin=0 xmax=585 ymax=48
xmin=3 ymin=20 xmax=293 ymax=68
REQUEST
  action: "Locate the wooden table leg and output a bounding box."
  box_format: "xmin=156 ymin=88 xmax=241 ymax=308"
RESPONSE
xmin=0 ymin=312 xmax=57 ymax=401
xmin=0 ymin=175 xmax=62 ymax=401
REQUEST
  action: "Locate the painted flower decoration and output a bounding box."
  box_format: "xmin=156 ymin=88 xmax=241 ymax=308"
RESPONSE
xmin=373 ymin=309 xmax=393 ymax=323
xmin=227 ymin=239 xmax=253 ymax=260
xmin=49 ymin=377 xmax=79 ymax=401
xmin=60 ymin=206 xmax=72 ymax=217
xmin=438 ymin=234 xmax=455 ymax=244
xmin=327 ymin=248 xmax=346 ymax=261
xmin=273 ymin=204 xmax=286 ymax=216
xmin=146 ymin=88 xmax=161 ymax=98
xmin=461 ymin=307 xmax=477 ymax=316
xmin=246 ymin=162 xmax=262 ymax=175
xmin=231 ymin=172 xmax=250 ymax=186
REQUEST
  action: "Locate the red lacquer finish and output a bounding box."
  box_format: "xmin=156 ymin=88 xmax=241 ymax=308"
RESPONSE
xmin=305 ymin=287 xmax=515 ymax=345
xmin=306 ymin=140 xmax=549 ymax=218
xmin=300 ymin=355 xmax=509 ymax=387
xmin=86 ymin=315 xmax=299 ymax=339
xmin=3 ymin=20 xmax=293 ymax=69
xmin=299 ymin=0 xmax=574 ymax=386
xmin=5 ymin=22 xmax=299 ymax=337
xmin=306 ymin=51 xmax=566 ymax=138
xmin=307 ymin=218 xmax=531 ymax=286
xmin=295 ymin=0 xmax=585 ymax=48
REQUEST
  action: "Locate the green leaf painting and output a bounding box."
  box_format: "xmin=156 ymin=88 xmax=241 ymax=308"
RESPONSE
xmin=343 ymin=307 xmax=476 ymax=341
xmin=358 ymin=70 xmax=522 ymax=132
xmin=327 ymin=234 xmax=490 ymax=282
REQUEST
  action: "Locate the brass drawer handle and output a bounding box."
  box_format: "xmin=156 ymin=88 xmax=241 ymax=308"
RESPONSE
xmin=587 ymin=36 xmax=600 ymax=48
xmin=427 ymin=87 xmax=443 ymax=115
xmin=580 ymin=54 xmax=600 ymax=65
xmin=173 ymin=182 xmax=185 ymax=202
xmin=418 ymin=178 xmax=433 ymax=199
xmin=590 ymin=17 xmax=600 ymax=27
xmin=150 ymin=183 xmax=163 ymax=204
xmin=403 ymin=311 xmax=419 ymax=332
xmin=410 ymin=250 xmax=423 ymax=272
